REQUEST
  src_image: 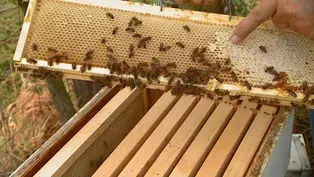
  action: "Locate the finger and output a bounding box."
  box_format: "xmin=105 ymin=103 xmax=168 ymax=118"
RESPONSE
xmin=231 ymin=0 xmax=278 ymax=44
xmin=173 ymin=0 xmax=188 ymax=5
xmin=272 ymin=13 xmax=290 ymax=30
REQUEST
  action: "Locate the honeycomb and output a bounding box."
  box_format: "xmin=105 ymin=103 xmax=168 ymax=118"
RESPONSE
xmin=22 ymin=0 xmax=314 ymax=88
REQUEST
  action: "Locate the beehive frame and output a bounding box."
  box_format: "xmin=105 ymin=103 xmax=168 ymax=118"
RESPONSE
xmin=14 ymin=0 xmax=314 ymax=108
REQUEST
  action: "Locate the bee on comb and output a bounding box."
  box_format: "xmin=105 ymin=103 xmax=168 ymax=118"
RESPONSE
xmin=32 ymin=43 xmax=38 ymax=51
xmin=176 ymin=42 xmax=185 ymax=48
xmin=132 ymin=33 xmax=142 ymax=38
xmin=112 ymin=26 xmax=118 ymax=35
xmin=47 ymin=47 xmax=57 ymax=54
xmin=259 ymin=46 xmax=267 ymax=53
xmin=101 ymin=38 xmax=106 ymax=44
xmin=84 ymin=50 xmax=94 ymax=61
xmin=106 ymin=12 xmax=114 ymax=19
xmin=106 ymin=46 xmax=113 ymax=53
xmin=125 ymin=27 xmax=135 ymax=33
xmin=183 ymin=25 xmax=190 ymax=32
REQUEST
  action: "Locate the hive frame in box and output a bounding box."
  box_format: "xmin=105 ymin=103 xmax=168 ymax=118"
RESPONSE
xmin=10 ymin=88 xmax=294 ymax=177
xmin=13 ymin=0 xmax=314 ymax=108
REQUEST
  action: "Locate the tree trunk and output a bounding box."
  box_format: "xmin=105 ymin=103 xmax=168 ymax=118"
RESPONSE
xmin=45 ymin=77 xmax=76 ymax=123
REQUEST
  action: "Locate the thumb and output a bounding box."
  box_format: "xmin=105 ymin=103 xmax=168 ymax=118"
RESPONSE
xmin=231 ymin=0 xmax=277 ymax=44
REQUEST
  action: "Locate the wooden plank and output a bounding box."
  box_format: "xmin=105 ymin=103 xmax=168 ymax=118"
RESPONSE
xmin=170 ymin=101 xmax=236 ymax=177
xmin=118 ymin=95 xmax=198 ymax=177
xmin=145 ymin=98 xmax=216 ymax=177
xmin=13 ymin=0 xmax=36 ymax=62
xmin=196 ymin=101 xmax=258 ymax=177
xmin=223 ymin=105 xmax=277 ymax=177
xmin=11 ymin=85 xmax=120 ymax=177
xmin=92 ymin=92 xmax=179 ymax=177
xmin=34 ymin=88 xmax=142 ymax=177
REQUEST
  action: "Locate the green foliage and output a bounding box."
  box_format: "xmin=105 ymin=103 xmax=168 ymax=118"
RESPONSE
xmin=0 ymin=6 xmax=23 ymax=107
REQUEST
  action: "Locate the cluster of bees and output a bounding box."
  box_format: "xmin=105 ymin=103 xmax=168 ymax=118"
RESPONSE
xmin=24 ymin=12 xmax=314 ymax=107
xmin=30 ymin=67 xmax=63 ymax=80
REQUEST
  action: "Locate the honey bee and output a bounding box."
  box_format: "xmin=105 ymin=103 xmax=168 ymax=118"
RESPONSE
xmin=138 ymin=37 xmax=152 ymax=48
xmin=81 ymin=63 xmax=87 ymax=73
xmin=207 ymin=92 xmax=215 ymax=100
xmin=106 ymin=54 xmax=116 ymax=61
xmin=176 ymin=42 xmax=185 ymax=48
xmin=302 ymin=81 xmax=308 ymax=91
xmin=132 ymin=33 xmax=142 ymax=38
xmin=231 ymin=72 xmax=238 ymax=82
xmin=51 ymin=71 xmax=63 ymax=80
xmin=199 ymin=47 xmax=206 ymax=54
xmin=229 ymin=94 xmax=241 ymax=100
xmin=159 ymin=43 xmax=171 ymax=52
xmin=101 ymin=38 xmax=106 ymax=44
xmin=52 ymin=54 xmax=62 ymax=64
xmin=269 ymin=99 xmax=280 ymax=105
xmin=166 ymin=62 xmax=177 ymax=68
xmin=262 ymin=83 xmax=273 ymax=89
xmin=152 ymin=57 xmax=160 ymax=64
xmin=107 ymin=46 xmax=113 ymax=53
xmin=225 ymin=58 xmax=231 ymax=65
xmin=303 ymin=93 xmax=309 ymax=102
xmin=122 ymin=60 xmax=130 ymax=69
xmin=244 ymin=81 xmax=252 ymax=90
xmin=265 ymin=66 xmax=274 ymax=73
xmin=159 ymin=43 xmax=164 ymax=52
xmin=259 ymin=46 xmax=267 ymax=53
xmin=84 ymin=50 xmax=94 ymax=61
xmin=106 ymin=12 xmax=114 ymax=19
xmin=129 ymin=52 xmax=134 ymax=59
xmin=87 ymin=63 xmax=92 ymax=70
xmin=287 ymin=89 xmax=297 ymax=98
xmin=193 ymin=47 xmax=199 ymax=55
xmin=291 ymin=102 xmax=299 ymax=108
xmin=112 ymin=26 xmax=118 ymax=35
xmin=26 ymin=58 xmax=37 ymax=64
xmin=62 ymin=52 xmax=68 ymax=60
xmin=47 ymin=47 xmax=57 ymax=53
xmin=221 ymin=67 xmax=231 ymax=73
xmin=129 ymin=44 xmax=134 ymax=52
xmin=72 ymin=63 xmax=76 ymax=70
xmin=125 ymin=27 xmax=135 ymax=33
xmin=32 ymin=43 xmax=38 ymax=51
xmin=48 ymin=58 xmax=53 ymax=66
xmin=273 ymin=74 xmax=281 ymax=81
xmin=128 ymin=18 xmax=134 ymax=27
xmin=183 ymin=25 xmax=190 ymax=32
xmin=215 ymin=76 xmax=223 ymax=83
xmin=134 ymin=20 xmax=142 ymax=26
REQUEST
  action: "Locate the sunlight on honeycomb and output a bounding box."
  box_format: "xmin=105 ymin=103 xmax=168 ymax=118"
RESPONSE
xmin=23 ymin=0 xmax=314 ymax=88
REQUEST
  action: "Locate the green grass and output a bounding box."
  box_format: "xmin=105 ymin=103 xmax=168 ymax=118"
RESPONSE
xmin=0 ymin=4 xmax=23 ymax=108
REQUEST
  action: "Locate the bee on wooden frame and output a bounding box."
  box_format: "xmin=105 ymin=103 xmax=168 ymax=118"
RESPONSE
xmin=81 ymin=63 xmax=87 ymax=73
xmin=259 ymin=46 xmax=267 ymax=53
xmin=26 ymin=58 xmax=37 ymax=64
xmin=72 ymin=63 xmax=77 ymax=70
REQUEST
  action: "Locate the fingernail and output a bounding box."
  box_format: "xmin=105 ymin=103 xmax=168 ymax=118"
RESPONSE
xmin=231 ymin=35 xmax=241 ymax=44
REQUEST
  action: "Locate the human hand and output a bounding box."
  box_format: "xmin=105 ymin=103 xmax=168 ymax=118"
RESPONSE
xmin=173 ymin=0 xmax=218 ymax=6
xmin=231 ymin=0 xmax=314 ymax=44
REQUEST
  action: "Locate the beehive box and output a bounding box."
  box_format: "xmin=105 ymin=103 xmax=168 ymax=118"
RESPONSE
xmin=11 ymin=86 xmax=294 ymax=177
xmin=10 ymin=0 xmax=308 ymax=176
xmin=13 ymin=0 xmax=314 ymax=108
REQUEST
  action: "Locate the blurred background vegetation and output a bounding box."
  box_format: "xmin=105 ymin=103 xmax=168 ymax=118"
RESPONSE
xmin=0 ymin=0 xmax=312 ymax=176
